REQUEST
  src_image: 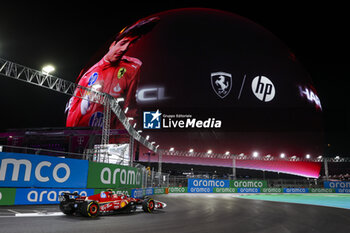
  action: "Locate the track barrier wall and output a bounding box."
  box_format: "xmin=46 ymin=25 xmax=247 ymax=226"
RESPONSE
xmin=1 ymin=153 xmax=350 ymax=205
xmin=87 ymin=162 xmax=142 ymax=189
xmin=0 ymin=152 xmax=88 ymax=188
xmin=0 ymin=152 xmax=148 ymax=205
xmin=184 ymin=178 xmax=350 ymax=194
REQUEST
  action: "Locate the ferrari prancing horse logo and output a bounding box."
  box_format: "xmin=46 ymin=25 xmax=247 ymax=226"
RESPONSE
xmin=211 ymin=72 xmax=232 ymax=99
xmin=118 ymin=67 xmax=126 ymax=79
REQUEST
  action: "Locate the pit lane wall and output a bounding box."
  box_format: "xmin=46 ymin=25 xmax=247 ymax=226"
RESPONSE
xmin=0 ymin=152 xmax=146 ymax=205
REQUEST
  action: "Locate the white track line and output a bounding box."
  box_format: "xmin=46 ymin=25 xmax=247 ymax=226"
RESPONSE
xmin=7 ymin=209 xmax=21 ymax=214
xmin=15 ymin=212 xmax=64 ymax=217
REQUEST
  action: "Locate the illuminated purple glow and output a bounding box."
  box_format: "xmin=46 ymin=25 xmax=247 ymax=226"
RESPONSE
xmin=139 ymin=154 xmax=322 ymax=178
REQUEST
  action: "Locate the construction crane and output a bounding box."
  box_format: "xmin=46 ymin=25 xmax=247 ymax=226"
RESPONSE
xmin=0 ymin=58 xmax=157 ymax=158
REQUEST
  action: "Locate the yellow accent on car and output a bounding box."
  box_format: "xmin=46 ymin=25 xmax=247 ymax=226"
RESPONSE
xmin=120 ymin=200 xmax=128 ymax=208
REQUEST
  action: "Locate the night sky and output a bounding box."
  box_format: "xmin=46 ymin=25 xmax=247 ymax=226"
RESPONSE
xmin=0 ymin=2 xmax=348 ymax=154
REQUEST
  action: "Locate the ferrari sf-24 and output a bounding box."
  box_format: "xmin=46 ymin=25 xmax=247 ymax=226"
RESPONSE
xmin=59 ymin=190 xmax=166 ymax=217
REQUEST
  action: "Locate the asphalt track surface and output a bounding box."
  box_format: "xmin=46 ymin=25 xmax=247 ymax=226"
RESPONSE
xmin=1 ymin=194 xmax=350 ymax=233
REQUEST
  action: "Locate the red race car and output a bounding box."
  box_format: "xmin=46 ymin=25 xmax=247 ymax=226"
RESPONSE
xmin=59 ymin=190 xmax=166 ymax=217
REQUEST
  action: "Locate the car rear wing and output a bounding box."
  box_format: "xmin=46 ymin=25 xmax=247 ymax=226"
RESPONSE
xmin=59 ymin=192 xmax=84 ymax=202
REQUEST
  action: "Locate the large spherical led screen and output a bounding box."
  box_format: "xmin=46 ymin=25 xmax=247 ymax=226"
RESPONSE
xmin=68 ymin=8 xmax=324 ymax=177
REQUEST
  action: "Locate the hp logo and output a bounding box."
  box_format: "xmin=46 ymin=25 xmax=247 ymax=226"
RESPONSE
xmin=251 ymin=76 xmax=275 ymax=102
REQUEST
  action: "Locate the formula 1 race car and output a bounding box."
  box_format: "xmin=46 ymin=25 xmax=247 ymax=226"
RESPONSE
xmin=59 ymin=190 xmax=166 ymax=218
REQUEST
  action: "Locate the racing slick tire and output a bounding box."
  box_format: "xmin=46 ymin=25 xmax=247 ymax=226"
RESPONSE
xmin=59 ymin=202 xmax=75 ymax=216
xmin=79 ymin=201 xmax=100 ymax=217
xmin=142 ymin=198 xmax=155 ymax=213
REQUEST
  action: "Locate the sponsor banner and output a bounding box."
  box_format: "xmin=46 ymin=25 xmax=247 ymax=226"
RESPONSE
xmin=213 ymin=188 xmax=237 ymax=193
xmin=0 ymin=188 xmax=16 ymax=205
xmin=168 ymin=187 xmax=187 ymax=193
xmin=261 ymin=188 xmax=283 ymax=193
xmin=283 ymin=188 xmax=309 ymax=193
xmin=324 ymin=181 xmax=350 ymax=189
xmin=188 ymin=187 xmax=212 ymax=193
xmin=0 ymin=152 xmax=88 ymax=188
xmin=93 ymin=188 xmax=132 ymax=196
xmin=237 ymin=188 xmax=260 ymax=193
xmin=87 ymin=162 xmax=142 ymax=189
xmin=131 ymin=188 xmax=154 ymax=198
xmin=188 ymin=179 xmax=230 ymax=189
xmin=14 ymin=188 xmax=94 ymax=205
xmin=230 ymin=180 xmax=267 ymax=188
xmin=335 ymin=189 xmax=350 ymax=193
xmin=131 ymin=188 xmax=144 ymax=198
xmin=309 ymin=188 xmax=335 ymax=193
xmin=154 ymin=188 xmax=167 ymax=195
xmin=145 ymin=188 xmax=154 ymax=196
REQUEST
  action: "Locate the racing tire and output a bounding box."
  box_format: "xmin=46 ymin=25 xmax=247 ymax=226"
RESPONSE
xmin=59 ymin=202 xmax=75 ymax=216
xmin=142 ymin=198 xmax=155 ymax=213
xmin=79 ymin=201 xmax=100 ymax=218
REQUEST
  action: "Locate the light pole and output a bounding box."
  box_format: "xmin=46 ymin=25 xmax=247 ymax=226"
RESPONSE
xmin=324 ymin=158 xmax=329 ymax=180
xmin=158 ymin=150 xmax=162 ymax=187
xmin=232 ymin=155 xmax=236 ymax=180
